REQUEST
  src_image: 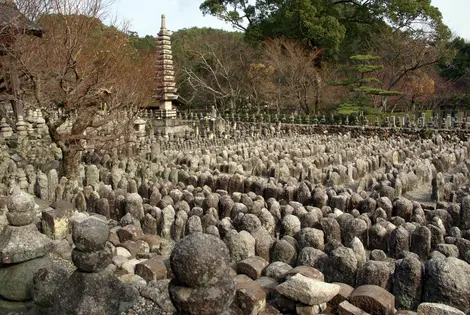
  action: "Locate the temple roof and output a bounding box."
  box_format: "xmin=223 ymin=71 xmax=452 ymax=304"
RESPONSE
xmin=0 ymin=1 xmax=43 ymax=37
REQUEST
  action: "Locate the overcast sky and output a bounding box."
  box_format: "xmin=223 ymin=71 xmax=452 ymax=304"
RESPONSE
xmin=110 ymin=0 xmax=470 ymax=40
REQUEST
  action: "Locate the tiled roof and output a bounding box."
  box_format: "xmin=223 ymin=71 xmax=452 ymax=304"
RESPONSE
xmin=0 ymin=2 xmax=43 ymax=37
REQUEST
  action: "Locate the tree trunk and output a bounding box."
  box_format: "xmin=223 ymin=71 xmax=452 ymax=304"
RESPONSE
xmin=62 ymin=148 xmax=81 ymax=180
xmin=9 ymin=54 xmax=23 ymax=120
xmin=313 ymin=70 xmax=322 ymax=114
xmin=410 ymin=97 xmax=416 ymax=113
xmin=381 ymin=96 xmax=389 ymax=112
xmin=302 ymin=88 xmax=309 ymax=115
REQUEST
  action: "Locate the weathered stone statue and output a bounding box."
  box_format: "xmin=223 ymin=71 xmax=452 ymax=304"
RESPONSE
xmin=0 ymin=189 xmax=53 ymax=302
xmin=52 ymin=216 xmax=138 ymax=314
xmin=169 ymin=233 xmax=235 ymax=315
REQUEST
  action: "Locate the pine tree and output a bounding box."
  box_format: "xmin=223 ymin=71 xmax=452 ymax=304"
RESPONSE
xmin=331 ymin=54 xmax=401 ymax=114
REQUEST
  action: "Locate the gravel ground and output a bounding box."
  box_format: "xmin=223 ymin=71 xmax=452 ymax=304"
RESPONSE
xmin=49 ymin=252 xmax=75 ymax=272
xmin=3 ymin=297 xmax=170 ymax=315
xmin=120 ymin=296 xmax=170 ymax=315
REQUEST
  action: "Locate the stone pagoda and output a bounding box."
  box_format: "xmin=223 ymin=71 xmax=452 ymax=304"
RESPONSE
xmin=153 ymin=14 xmax=178 ymax=119
xmin=148 ymin=14 xmax=191 ymax=138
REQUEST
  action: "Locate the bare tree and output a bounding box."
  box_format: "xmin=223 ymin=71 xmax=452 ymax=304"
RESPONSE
xmin=369 ymin=29 xmax=452 ymax=111
xmin=246 ymin=62 xmax=277 ymax=113
xmin=0 ymin=0 xmax=45 ymax=122
xmin=181 ymin=32 xmax=253 ymax=113
xmin=261 ymin=38 xmax=322 ymax=114
xmin=9 ymin=0 xmax=150 ymax=178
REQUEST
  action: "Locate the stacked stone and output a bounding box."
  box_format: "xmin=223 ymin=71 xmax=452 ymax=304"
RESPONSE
xmin=0 ymin=189 xmax=52 ymax=302
xmin=71 ymin=216 xmax=112 ymax=272
xmin=0 ymin=117 xmax=13 ymax=138
xmin=169 ymin=232 xmax=236 ymax=315
xmin=16 ymin=115 xmax=28 ymax=137
xmin=134 ymin=117 xmax=147 ymax=146
xmin=53 ymin=216 xmax=138 ymax=314
xmin=0 ymin=196 xmax=6 ymax=229
xmin=154 ymin=14 xmax=178 ymax=118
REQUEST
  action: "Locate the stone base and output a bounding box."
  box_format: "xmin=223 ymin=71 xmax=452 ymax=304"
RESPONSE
xmin=54 ymin=268 xmax=138 ymax=315
xmin=0 ymin=256 xmax=51 ymax=301
xmin=151 ymin=119 xmax=192 ymax=137
xmin=168 ymin=271 xmax=236 ymax=315
xmin=0 ymin=298 xmax=33 ymax=314
xmin=0 ymin=224 xmax=53 ymax=264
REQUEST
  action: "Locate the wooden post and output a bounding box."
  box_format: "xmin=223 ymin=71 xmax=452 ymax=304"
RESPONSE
xmin=9 ymin=53 xmax=22 ymax=120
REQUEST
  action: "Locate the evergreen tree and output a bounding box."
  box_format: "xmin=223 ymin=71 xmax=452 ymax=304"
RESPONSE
xmin=331 ymin=54 xmax=401 ymax=113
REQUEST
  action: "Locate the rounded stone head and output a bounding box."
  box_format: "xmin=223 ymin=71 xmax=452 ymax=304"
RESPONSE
xmin=6 ymin=190 xmax=35 ymax=226
xmin=170 ymin=232 xmax=230 ymax=288
xmin=72 ymin=216 xmax=110 ymax=252
xmin=7 ymin=189 xmax=35 ymax=213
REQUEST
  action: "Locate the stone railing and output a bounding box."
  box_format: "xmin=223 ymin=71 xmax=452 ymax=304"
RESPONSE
xmin=180 ymin=110 xmax=470 ymax=131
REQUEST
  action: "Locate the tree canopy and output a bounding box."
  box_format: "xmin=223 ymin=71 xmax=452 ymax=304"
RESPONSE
xmin=8 ymin=0 xmax=469 ymax=132
xmin=200 ymin=0 xmax=450 ymax=56
xmin=439 ymin=37 xmax=470 ymax=81
xmin=11 ymin=3 xmax=151 ymax=177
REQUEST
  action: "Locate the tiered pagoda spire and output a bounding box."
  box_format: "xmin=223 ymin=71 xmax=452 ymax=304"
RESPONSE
xmin=154 ymin=15 xmax=178 ymax=114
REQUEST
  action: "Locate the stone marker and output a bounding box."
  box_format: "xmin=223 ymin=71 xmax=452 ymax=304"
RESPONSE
xmin=0 ymin=190 xmax=53 ymax=301
xmin=349 ymin=285 xmax=395 ymax=315
xmin=169 ymin=232 xmax=235 ymax=315
xmin=53 ymin=216 xmax=138 ymax=314
xmin=417 ymin=302 xmax=465 ymax=315
xmin=276 ymin=273 xmax=340 ymax=306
